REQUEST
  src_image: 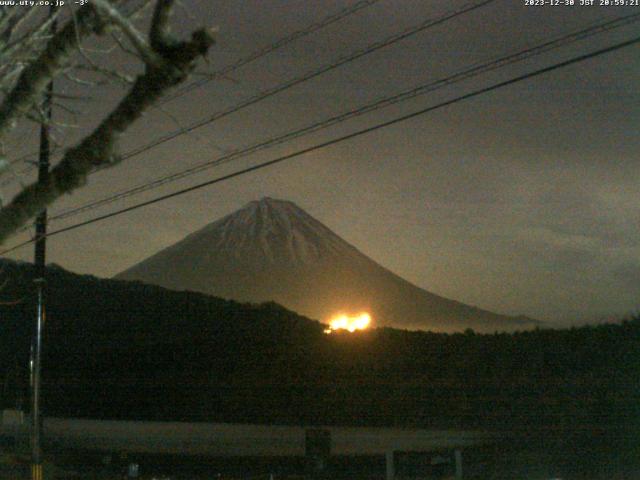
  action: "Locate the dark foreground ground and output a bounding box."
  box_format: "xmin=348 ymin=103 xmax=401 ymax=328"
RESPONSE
xmin=2 ymin=429 xmax=639 ymax=480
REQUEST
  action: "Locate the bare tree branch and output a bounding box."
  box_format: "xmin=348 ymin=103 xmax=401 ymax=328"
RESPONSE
xmin=150 ymin=0 xmax=175 ymax=50
xmin=92 ymin=0 xmax=163 ymax=66
xmin=0 ymin=5 xmax=106 ymax=140
xmin=0 ymin=0 xmax=215 ymax=244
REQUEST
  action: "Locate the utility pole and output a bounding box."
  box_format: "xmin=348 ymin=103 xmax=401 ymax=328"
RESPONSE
xmin=31 ymin=8 xmax=55 ymax=480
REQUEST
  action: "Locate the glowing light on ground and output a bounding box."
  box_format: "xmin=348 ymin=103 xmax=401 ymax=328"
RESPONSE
xmin=324 ymin=312 xmax=371 ymax=333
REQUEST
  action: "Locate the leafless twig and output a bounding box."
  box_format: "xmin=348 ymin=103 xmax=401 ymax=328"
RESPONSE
xmin=0 ymin=0 xmax=215 ymax=243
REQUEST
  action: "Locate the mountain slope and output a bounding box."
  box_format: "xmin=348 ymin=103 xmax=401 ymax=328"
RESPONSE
xmin=117 ymin=197 xmax=537 ymax=332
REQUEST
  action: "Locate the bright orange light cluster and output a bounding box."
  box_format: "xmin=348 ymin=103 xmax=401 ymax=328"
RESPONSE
xmin=324 ymin=312 xmax=371 ymax=334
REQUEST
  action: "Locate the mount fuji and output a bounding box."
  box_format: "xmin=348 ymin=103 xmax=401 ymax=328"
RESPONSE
xmin=116 ymin=197 xmax=537 ymax=332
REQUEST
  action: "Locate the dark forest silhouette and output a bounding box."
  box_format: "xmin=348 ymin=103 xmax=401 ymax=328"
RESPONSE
xmin=1 ymin=260 xmax=637 ymax=446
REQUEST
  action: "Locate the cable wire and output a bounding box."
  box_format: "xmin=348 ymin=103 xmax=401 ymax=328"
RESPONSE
xmin=1 ymin=34 xmax=637 ymax=256
xmin=48 ymin=12 xmax=640 ymax=222
xmin=96 ymin=0 xmax=497 ymax=169
xmin=0 ymin=0 xmax=383 ymax=180
xmin=160 ymin=0 xmax=383 ymax=105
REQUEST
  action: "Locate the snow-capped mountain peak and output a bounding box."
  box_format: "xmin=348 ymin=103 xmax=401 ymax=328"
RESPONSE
xmin=192 ymin=197 xmax=357 ymax=265
xmin=116 ymin=198 xmax=538 ymax=332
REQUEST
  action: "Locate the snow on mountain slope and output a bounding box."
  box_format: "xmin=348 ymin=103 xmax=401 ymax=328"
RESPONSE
xmin=188 ymin=198 xmax=362 ymax=265
xmin=116 ymin=198 xmax=538 ymax=332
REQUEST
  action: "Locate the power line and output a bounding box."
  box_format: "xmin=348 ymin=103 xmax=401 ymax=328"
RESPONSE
xmin=160 ymin=0 xmax=383 ymax=105
xmin=5 ymin=0 xmax=501 ymax=239
xmin=1 ymin=34 xmax=637 ymax=256
xmin=0 ymin=0 xmax=383 ymax=180
xmin=0 ymin=145 xmax=63 ymax=189
xmin=96 ymin=0 xmax=497 ymax=168
xmin=48 ymin=12 xmax=640 ymax=222
xmin=6 ymin=0 xmax=495 ymax=183
xmin=47 ymin=0 xmax=500 ymax=218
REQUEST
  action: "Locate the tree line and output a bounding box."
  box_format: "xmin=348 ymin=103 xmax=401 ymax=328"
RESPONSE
xmin=0 ymin=260 xmax=637 ymax=444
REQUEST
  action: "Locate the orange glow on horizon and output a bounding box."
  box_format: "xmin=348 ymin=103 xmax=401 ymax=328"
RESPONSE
xmin=325 ymin=312 xmax=371 ymax=333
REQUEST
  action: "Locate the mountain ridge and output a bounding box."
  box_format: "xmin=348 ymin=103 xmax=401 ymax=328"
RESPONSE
xmin=117 ymin=197 xmax=539 ymax=332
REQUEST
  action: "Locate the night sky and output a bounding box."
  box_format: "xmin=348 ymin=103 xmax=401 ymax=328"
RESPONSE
xmin=2 ymin=0 xmax=638 ymax=325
